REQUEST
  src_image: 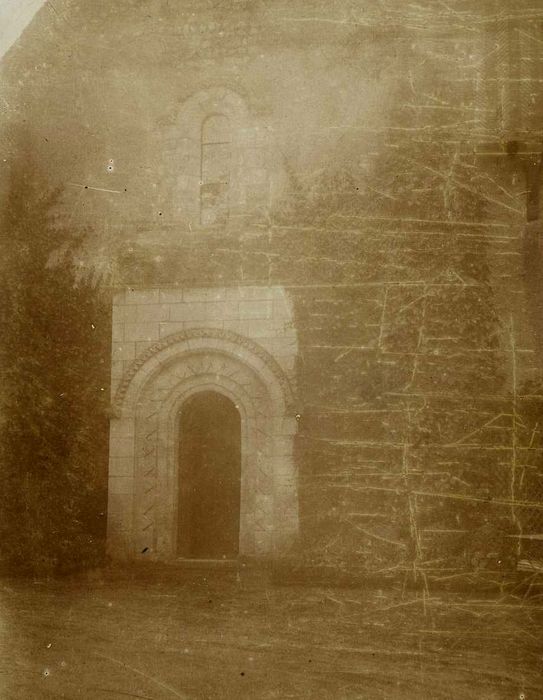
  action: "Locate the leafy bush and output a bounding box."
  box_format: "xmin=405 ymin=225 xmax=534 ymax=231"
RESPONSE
xmin=0 ymin=139 xmax=110 ymax=576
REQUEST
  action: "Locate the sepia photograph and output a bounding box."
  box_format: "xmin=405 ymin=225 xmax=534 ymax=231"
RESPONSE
xmin=0 ymin=0 xmax=542 ymax=697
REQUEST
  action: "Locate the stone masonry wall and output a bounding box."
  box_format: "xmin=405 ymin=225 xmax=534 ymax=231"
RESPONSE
xmin=2 ymin=0 xmax=543 ymax=579
xmin=110 ymin=285 xmax=297 ymax=400
xmin=116 ymin=208 xmax=543 ymax=577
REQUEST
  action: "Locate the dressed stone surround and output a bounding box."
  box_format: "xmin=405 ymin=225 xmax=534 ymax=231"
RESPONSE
xmin=107 ymin=286 xmax=299 ymax=561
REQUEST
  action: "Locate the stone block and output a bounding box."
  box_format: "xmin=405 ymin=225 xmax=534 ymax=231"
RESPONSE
xmin=110 ymin=359 xmax=124 ymax=383
xmin=107 ymin=507 xmax=126 ymax=529
xmin=109 ymin=435 xmax=135 ymax=458
xmin=107 ymin=492 xmax=131 ymax=519
xmin=240 ymin=319 xmax=274 ymax=338
xmin=112 ymin=305 xmax=138 ymax=324
xmin=250 ymin=286 xmax=275 ymax=300
xmin=112 ymin=341 xmax=136 ymax=361
xmin=158 ymin=288 xmax=184 ymax=304
xmin=125 ymin=289 xmax=160 ymax=305
xmin=112 ymin=323 xmax=124 ymax=342
xmin=168 ymin=305 xmax=196 ymax=322
xmin=109 ymin=456 xmax=135 ymax=477
xmin=170 ymin=300 xmax=240 ymax=322
xmin=261 ymin=336 xmax=298 ymax=356
xmin=221 ymin=319 xmax=245 ymax=335
xmin=255 ymin=494 xmax=273 ymax=519
xmin=135 ymin=304 xmax=170 ymax=323
xmin=254 ymin=530 xmax=272 ymax=554
xmin=182 ymin=287 xmax=227 ymax=302
xmin=108 ymin=476 xmax=134 ymax=495
xmin=273 ymin=437 xmax=295 ymax=456
xmin=109 ymin=418 xmax=135 ymax=439
xmin=159 ymin=322 xmax=186 ymax=337
xmin=184 ymin=319 xmax=225 ymax=330
xmin=204 ymin=301 xmax=239 ymax=320
xmin=256 ymin=471 xmax=273 ymax=495
xmin=239 ymin=299 xmax=273 ymax=319
xmin=123 ymin=322 xmax=161 ymax=342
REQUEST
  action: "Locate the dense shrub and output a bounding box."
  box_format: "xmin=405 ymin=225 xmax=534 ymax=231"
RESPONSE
xmin=0 ymin=143 xmax=110 ymax=576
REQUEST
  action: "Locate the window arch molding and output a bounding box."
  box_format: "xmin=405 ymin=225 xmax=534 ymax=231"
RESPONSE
xmin=173 ymin=88 xmax=251 ymax=228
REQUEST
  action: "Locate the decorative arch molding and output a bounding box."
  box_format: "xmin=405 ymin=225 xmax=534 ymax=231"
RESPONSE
xmin=111 ymin=327 xmax=295 ymax=416
xmin=107 ymin=327 xmax=299 ymax=562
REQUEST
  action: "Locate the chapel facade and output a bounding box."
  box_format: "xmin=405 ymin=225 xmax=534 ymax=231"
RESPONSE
xmin=1 ymin=0 xmax=543 ymax=574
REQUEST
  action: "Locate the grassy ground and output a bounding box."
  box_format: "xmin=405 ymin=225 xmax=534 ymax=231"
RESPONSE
xmin=0 ymin=565 xmax=541 ymax=699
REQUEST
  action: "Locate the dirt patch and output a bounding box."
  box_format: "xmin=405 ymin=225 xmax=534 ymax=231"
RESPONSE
xmin=0 ymin=567 xmax=541 ymax=699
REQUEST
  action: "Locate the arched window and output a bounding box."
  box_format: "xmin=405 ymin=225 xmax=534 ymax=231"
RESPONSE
xmin=200 ymin=114 xmax=231 ymax=226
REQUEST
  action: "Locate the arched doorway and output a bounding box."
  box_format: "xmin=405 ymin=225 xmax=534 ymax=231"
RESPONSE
xmin=107 ymin=327 xmax=299 ymax=561
xmin=177 ymin=391 xmax=241 ymax=559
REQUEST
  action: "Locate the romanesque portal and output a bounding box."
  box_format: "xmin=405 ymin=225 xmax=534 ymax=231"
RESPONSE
xmin=107 ymin=287 xmax=299 ymax=562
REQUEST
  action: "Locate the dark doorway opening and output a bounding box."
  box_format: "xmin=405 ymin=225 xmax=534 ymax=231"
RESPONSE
xmin=177 ymin=391 xmax=241 ymax=559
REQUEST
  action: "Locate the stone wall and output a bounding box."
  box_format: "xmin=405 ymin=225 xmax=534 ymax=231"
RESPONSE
xmin=110 ymin=285 xmax=297 ymax=398
xmin=116 ymin=211 xmax=543 ymax=575
xmin=1 ymin=0 xmax=543 ymax=578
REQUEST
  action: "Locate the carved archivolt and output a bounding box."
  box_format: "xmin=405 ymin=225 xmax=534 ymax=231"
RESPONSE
xmin=111 ymin=327 xmax=295 ymax=415
xmin=107 ymin=325 xmax=299 ymax=560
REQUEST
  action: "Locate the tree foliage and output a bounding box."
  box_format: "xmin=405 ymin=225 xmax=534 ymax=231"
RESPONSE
xmin=0 ymin=138 xmax=110 ymax=576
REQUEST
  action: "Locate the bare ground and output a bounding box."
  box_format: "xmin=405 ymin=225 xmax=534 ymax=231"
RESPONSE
xmin=0 ymin=566 xmax=542 ymax=699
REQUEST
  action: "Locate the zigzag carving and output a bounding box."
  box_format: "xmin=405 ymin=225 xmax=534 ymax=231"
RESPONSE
xmin=111 ymin=327 xmax=295 ymax=414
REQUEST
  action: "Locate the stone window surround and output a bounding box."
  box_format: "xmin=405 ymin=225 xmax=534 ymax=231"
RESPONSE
xmin=173 ymin=88 xmax=250 ymax=227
